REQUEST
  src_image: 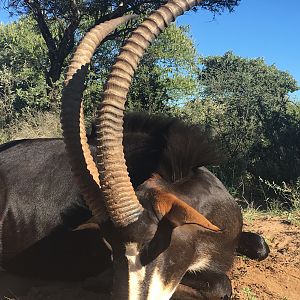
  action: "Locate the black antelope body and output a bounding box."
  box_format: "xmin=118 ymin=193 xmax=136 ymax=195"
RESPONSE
xmin=0 ymin=0 xmax=269 ymax=299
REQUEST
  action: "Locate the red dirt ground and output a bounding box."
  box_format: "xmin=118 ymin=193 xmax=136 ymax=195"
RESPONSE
xmin=231 ymin=216 xmax=300 ymax=300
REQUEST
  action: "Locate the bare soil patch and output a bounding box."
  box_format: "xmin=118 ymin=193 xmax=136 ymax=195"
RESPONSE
xmin=1 ymin=216 xmax=299 ymax=299
xmin=231 ymin=216 xmax=300 ymax=300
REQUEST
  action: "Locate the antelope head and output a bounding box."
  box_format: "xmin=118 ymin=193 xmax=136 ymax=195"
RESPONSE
xmin=61 ymin=1 xmax=232 ymax=299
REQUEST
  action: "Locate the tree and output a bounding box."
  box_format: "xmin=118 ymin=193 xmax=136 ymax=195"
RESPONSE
xmin=82 ymin=24 xmax=201 ymax=116
xmin=127 ymin=24 xmax=200 ymax=113
xmin=0 ymin=16 xmax=202 ymax=124
xmin=177 ymin=52 xmax=300 ymax=201
xmin=1 ymin=0 xmax=240 ymax=88
xmin=0 ymin=16 xmax=50 ymax=124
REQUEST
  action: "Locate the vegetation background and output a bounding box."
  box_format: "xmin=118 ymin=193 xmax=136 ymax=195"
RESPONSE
xmin=0 ymin=0 xmax=299 ymax=223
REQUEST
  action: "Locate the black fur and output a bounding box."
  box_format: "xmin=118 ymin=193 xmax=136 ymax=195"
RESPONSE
xmin=0 ymin=113 xmax=218 ymax=268
xmin=0 ymin=112 xmax=269 ymax=298
xmin=237 ymin=231 xmax=270 ymax=260
xmin=124 ymin=112 xmax=220 ymax=186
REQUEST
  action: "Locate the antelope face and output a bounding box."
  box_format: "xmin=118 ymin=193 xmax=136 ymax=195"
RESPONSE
xmin=101 ymin=174 xmax=228 ymax=300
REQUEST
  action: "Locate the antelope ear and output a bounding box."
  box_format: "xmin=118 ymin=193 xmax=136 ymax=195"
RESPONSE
xmin=73 ymin=215 xmax=101 ymax=231
xmin=153 ymin=189 xmax=221 ymax=232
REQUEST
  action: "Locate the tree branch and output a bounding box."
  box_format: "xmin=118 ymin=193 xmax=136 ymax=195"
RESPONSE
xmin=24 ymin=0 xmax=57 ymax=60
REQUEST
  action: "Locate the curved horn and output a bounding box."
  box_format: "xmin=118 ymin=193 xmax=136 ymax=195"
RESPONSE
xmin=61 ymin=15 xmax=137 ymax=219
xmin=97 ymin=0 xmax=203 ymax=227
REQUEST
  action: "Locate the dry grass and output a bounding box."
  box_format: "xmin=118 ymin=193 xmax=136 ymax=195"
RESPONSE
xmin=0 ymin=111 xmax=62 ymax=144
xmin=242 ymin=205 xmax=300 ymax=227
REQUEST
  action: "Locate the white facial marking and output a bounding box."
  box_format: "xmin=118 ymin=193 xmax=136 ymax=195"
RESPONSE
xmin=147 ymin=267 xmax=176 ymax=300
xmin=126 ymin=243 xmax=188 ymax=300
xmin=126 ymin=243 xmax=146 ymax=300
xmin=188 ymin=255 xmax=211 ymax=272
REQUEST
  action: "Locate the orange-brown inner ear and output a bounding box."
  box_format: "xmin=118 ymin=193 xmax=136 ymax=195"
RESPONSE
xmin=154 ymin=190 xmax=221 ymax=231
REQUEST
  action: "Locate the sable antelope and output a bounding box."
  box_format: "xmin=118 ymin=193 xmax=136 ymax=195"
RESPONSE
xmin=59 ymin=0 xmax=268 ymax=299
xmin=0 ymin=1 xmax=269 ymax=299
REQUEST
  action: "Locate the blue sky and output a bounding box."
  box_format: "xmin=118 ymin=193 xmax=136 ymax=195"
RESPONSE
xmin=177 ymin=0 xmax=300 ymax=100
xmin=1 ymin=1 xmax=299 ymax=99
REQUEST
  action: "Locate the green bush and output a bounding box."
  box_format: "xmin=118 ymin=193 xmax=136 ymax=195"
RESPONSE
xmin=175 ymin=52 xmax=300 ymax=205
xmin=0 ymin=17 xmax=54 ymax=114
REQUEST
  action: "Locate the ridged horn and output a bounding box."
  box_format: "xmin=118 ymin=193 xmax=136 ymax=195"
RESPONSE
xmin=61 ymin=15 xmax=137 ymax=220
xmin=97 ymin=0 xmax=203 ymax=227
